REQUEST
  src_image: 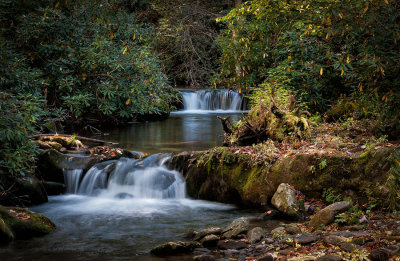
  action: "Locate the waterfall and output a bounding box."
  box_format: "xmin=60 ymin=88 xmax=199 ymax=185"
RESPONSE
xmin=63 ymin=169 xmax=83 ymax=194
xmin=64 ymin=154 xmax=186 ymax=199
xmin=181 ymin=90 xmax=244 ymax=111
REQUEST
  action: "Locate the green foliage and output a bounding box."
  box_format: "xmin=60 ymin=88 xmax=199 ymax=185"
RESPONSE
xmin=0 ymin=93 xmax=45 ymax=176
xmin=385 ymin=151 xmax=400 ymax=211
xmin=217 ymin=0 xmax=400 ymax=134
xmin=322 ymin=188 xmax=342 ymax=204
xmin=0 ymin=0 xmax=179 ymax=121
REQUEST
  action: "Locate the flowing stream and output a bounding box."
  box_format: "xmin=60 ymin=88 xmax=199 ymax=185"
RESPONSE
xmin=0 ymin=90 xmax=252 ymax=261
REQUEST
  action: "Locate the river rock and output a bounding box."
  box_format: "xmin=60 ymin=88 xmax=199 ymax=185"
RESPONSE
xmin=200 ymin=234 xmax=219 ymax=247
xmin=248 ymin=227 xmax=264 ymax=243
xmin=16 ymin=175 xmax=48 ymax=205
xmin=0 ymin=206 xmax=55 ymax=240
xmin=43 ymin=181 xmax=65 ymax=195
xmin=368 ymin=248 xmax=391 ymax=261
xmin=309 ymin=201 xmax=352 ymax=229
xmin=257 ymin=254 xmax=274 ymax=261
xmin=315 ymin=255 xmax=343 ymax=261
xmin=114 ymin=193 xmax=134 ymax=199
xmin=339 ymin=242 xmax=361 ymax=252
xmin=193 ymin=248 xmax=211 ymax=255
xmin=217 ymin=240 xmax=248 ymax=250
xmin=323 ymin=235 xmax=347 ymax=245
xmin=291 ymin=233 xmax=318 ymax=244
xmin=285 ymin=223 xmax=302 ymax=235
xmin=271 ymin=183 xmax=304 ymax=220
xmin=151 ymin=241 xmax=200 ymax=255
xmin=193 ymin=255 xmax=215 ymax=261
xmin=222 ymin=217 xmax=249 ymax=238
xmin=393 ymin=226 xmax=400 ymax=236
xmin=194 ymin=227 xmax=222 ymax=241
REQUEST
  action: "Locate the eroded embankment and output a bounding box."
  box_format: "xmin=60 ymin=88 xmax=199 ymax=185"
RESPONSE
xmin=169 ymin=145 xmax=398 ymax=208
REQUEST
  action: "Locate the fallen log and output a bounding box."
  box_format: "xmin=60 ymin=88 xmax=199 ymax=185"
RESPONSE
xmin=29 ymin=134 xmax=117 ymax=145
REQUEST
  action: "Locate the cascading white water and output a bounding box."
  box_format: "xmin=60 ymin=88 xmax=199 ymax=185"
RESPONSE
xmin=63 ymin=169 xmax=83 ymax=194
xmin=182 ymin=90 xmax=243 ymax=111
xmin=65 ymin=154 xmax=186 ymax=199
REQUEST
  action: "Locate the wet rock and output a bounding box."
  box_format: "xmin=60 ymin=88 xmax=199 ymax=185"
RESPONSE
xmin=323 ymin=235 xmax=347 ymax=245
xmin=183 ymin=229 xmax=198 ymax=240
xmin=309 ymin=201 xmax=352 ymax=229
xmin=193 ymin=248 xmax=211 ymax=255
xmin=271 ymin=183 xmax=304 ymax=220
xmin=285 ymin=223 xmax=302 ymax=235
xmin=339 ymin=242 xmax=361 ymax=252
xmin=16 ymin=175 xmax=48 ymax=205
xmin=114 ymin=193 xmax=134 ymax=199
xmin=43 ymin=181 xmax=65 ymax=195
xmin=263 ymin=237 xmax=275 ymax=244
xmin=151 ymin=241 xmax=200 ymax=255
xmin=329 ymin=231 xmax=370 ymax=238
xmin=315 ymin=255 xmax=343 ymax=261
xmin=257 ymin=254 xmax=274 ymax=261
xmin=222 ymin=249 xmax=240 ymax=257
xmin=291 ymin=233 xmax=318 ymax=244
xmin=193 ymin=255 xmax=215 ymax=261
xmin=368 ymin=248 xmax=391 ymax=261
xmin=248 ymin=227 xmax=264 ymax=243
xmin=0 ymin=206 xmax=55 ymax=240
xmin=222 ymin=217 xmax=249 ymax=239
xmin=271 ymin=226 xmax=285 ymax=234
xmin=194 ymin=227 xmax=222 ymax=241
xmin=217 ymin=240 xmax=248 ymax=250
xmin=200 ymin=234 xmax=219 ymax=247
xmin=0 ymin=218 xmax=14 ymax=244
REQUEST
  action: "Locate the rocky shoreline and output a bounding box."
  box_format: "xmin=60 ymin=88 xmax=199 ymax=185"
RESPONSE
xmin=151 ymin=186 xmax=400 ymax=261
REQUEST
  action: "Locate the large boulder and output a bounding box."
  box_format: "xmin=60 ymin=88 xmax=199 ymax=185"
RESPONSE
xmin=222 ymin=217 xmax=249 ymax=239
xmin=16 ymin=175 xmax=48 ymax=205
xmin=150 ymin=241 xmax=200 ymax=256
xmin=194 ymin=227 xmax=223 ymax=241
xmin=271 ymin=183 xmax=304 ymax=220
xmin=0 ymin=206 xmax=55 ymax=241
xmin=309 ymin=201 xmax=352 ymax=229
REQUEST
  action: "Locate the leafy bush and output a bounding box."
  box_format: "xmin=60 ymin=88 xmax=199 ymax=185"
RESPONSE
xmin=0 ymin=93 xmax=46 ymax=177
xmin=217 ymin=0 xmax=400 ymax=135
xmin=0 ymin=0 xmax=179 ymax=123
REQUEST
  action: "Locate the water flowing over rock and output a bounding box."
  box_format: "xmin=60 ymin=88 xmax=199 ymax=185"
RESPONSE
xmin=181 ymin=90 xmax=244 ymax=111
xmin=63 ymin=154 xmax=186 ymax=199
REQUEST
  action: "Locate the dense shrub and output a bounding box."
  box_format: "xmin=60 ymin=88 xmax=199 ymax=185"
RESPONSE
xmin=217 ymin=0 xmax=400 ymax=136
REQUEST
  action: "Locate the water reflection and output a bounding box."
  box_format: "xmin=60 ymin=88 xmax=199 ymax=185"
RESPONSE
xmin=100 ymin=112 xmax=245 ymax=153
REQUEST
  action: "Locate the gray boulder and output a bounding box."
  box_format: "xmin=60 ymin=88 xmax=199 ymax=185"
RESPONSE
xmin=309 ymin=201 xmax=352 ymax=229
xmin=151 ymin=241 xmax=200 ymax=255
xmin=248 ymin=227 xmax=264 ymax=243
xmin=194 ymin=227 xmax=222 ymax=241
xmin=271 ymin=183 xmax=304 ymax=220
xmin=222 ymin=217 xmax=249 ymax=238
xmin=217 ymin=240 xmax=248 ymax=250
xmin=200 ymin=234 xmax=219 ymax=247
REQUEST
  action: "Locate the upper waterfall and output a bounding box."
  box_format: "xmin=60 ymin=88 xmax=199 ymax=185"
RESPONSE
xmin=181 ymin=89 xmax=244 ymax=112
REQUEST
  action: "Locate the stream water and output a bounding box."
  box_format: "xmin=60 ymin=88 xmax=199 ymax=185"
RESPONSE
xmin=0 ymin=90 xmax=253 ymax=261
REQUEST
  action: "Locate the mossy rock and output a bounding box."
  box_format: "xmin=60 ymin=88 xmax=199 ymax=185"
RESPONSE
xmin=171 ymin=147 xmax=399 ymax=208
xmin=0 ymin=206 xmax=55 ymax=241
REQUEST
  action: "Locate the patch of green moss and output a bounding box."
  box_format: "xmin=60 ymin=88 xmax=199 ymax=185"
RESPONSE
xmin=0 ymin=206 xmax=55 ymax=240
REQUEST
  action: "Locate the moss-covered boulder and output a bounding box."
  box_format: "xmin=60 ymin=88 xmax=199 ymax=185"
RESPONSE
xmin=0 ymin=206 xmax=55 ymax=242
xmin=169 ymin=146 xmax=398 ymax=208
